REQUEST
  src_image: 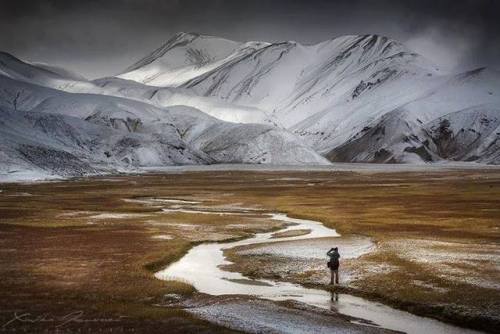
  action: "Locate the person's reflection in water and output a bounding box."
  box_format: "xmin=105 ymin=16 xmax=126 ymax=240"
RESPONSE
xmin=330 ymin=291 xmax=339 ymax=302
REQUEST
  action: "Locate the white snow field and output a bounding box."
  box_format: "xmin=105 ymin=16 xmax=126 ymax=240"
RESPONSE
xmin=1 ymin=32 xmax=499 ymax=180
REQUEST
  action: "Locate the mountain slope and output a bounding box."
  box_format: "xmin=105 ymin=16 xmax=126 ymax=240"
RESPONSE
xmin=0 ymin=52 xmax=277 ymax=125
xmin=118 ymin=32 xmax=269 ymax=87
xmin=92 ymin=76 xmax=276 ymax=124
xmin=321 ymin=68 xmax=500 ymax=163
xmin=0 ymin=52 xmax=92 ymax=91
xmin=118 ymin=33 xmax=500 ymax=164
xmin=0 ymin=71 xmax=328 ymax=180
xmin=180 ymin=34 xmax=440 ymax=126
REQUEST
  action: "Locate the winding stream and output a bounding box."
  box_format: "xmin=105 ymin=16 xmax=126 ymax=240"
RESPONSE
xmin=155 ymin=205 xmax=482 ymax=334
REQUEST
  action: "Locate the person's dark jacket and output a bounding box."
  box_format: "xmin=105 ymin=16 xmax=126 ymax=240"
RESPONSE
xmin=327 ymin=249 xmax=340 ymax=270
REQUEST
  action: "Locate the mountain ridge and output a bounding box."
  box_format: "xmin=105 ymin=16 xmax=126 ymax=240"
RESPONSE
xmin=116 ymin=32 xmax=497 ymax=165
xmin=0 ymin=32 xmax=499 ymax=181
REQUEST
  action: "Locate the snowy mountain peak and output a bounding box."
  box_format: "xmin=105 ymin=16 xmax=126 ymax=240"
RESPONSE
xmin=122 ymin=32 xmax=202 ymax=73
xmin=118 ymin=32 xmax=437 ymax=92
xmin=0 ymin=51 xmax=57 ymax=79
xmin=117 ymin=32 xmax=244 ymax=87
xmin=0 ymin=51 xmax=84 ymax=87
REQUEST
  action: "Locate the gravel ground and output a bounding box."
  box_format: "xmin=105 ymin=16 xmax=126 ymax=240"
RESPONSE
xmin=186 ymin=296 xmax=397 ymax=334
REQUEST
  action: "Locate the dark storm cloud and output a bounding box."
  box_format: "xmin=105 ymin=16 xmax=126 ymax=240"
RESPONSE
xmin=1 ymin=0 xmax=499 ymax=78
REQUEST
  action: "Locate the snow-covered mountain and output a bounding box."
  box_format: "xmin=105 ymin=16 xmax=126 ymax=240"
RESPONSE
xmin=1 ymin=32 xmax=499 ymax=180
xmin=0 ymin=53 xmax=327 ymax=181
xmin=116 ymin=32 xmax=500 ymax=164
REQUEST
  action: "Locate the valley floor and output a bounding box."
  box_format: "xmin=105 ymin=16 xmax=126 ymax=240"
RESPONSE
xmin=0 ymin=168 xmax=499 ymax=333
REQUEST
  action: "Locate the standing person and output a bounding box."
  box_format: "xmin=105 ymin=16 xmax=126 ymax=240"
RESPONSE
xmin=327 ymin=247 xmax=340 ymax=285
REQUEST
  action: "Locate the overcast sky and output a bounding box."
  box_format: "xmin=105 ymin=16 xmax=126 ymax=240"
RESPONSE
xmin=2 ymin=0 xmax=499 ymax=79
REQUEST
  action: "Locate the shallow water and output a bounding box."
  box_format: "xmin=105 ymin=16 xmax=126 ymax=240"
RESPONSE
xmin=155 ymin=208 xmax=482 ymax=334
